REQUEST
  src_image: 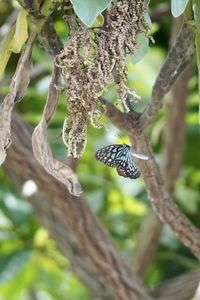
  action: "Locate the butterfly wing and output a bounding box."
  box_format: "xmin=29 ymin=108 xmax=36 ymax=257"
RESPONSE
xmin=116 ymin=155 xmax=141 ymax=179
xmin=95 ymin=144 xmax=141 ymax=179
xmin=95 ymin=144 xmax=126 ymax=167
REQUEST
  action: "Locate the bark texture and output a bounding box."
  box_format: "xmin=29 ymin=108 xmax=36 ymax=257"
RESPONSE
xmin=5 ymin=112 xmax=153 ymax=300
xmin=133 ymin=59 xmax=191 ymax=278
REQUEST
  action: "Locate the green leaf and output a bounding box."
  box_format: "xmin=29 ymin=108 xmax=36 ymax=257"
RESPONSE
xmin=9 ymin=9 xmax=28 ymax=53
xmin=193 ymin=0 xmax=200 ymax=32
xmin=91 ymin=14 xmax=104 ymax=28
xmin=0 ymin=249 xmax=30 ymax=284
xmin=144 ymin=11 xmax=151 ymax=26
xmin=0 ymin=254 xmax=36 ymax=298
xmin=70 ymin=0 xmax=111 ymax=27
xmin=0 ymin=195 xmax=32 ymax=226
xmin=176 ymin=185 xmax=199 ymax=214
xmin=171 ymin=0 xmax=190 ymax=17
xmin=131 ymin=33 xmax=149 ymax=64
xmin=0 ymin=25 xmax=15 ymax=80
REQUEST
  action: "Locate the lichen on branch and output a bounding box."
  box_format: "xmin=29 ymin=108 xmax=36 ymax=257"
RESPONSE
xmin=56 ymin=0 xmax=149 ymax=157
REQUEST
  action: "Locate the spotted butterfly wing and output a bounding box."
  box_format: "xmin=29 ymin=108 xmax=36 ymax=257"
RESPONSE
xmin=95 ymin=144 xmax=141 ymax=179
xmin=95 ymin=144 xmax=124 ymax=167
xmin=116 ymin=149 xmax=141 ymax=179
xmin=114 ymin=145 xmax=141 ymax=179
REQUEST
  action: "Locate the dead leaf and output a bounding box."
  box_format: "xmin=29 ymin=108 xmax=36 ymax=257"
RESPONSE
xmin=0 ymin=54 xmax=32 ymax=165
xmin=32 ymin=65 xmax=82 ymax=196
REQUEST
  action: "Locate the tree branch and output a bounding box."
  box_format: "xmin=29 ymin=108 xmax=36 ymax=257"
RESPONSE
xmin=133 ymin=17 xmax=191 ymax=276
xmin=4 ymin=166 xmax=114 ymax=300
xmin=133 ymin=209 xmax=162 ymax=277
xmin=152 ymin=269 xmax=200 ymax=300
xmin=162 ymin=71 xmax=189 ymax=193
xmin=130 ymin=132 xmax=200 ymax=260
xmin=133 ymin=67 xmax=191 ymax=278
xmin=5 ymin=112 xmax=153 ymax=300
xmin=138 ymin=23 xmax=195 ymax=131
xmin=101 ymin=93 xmax=200 ymax=259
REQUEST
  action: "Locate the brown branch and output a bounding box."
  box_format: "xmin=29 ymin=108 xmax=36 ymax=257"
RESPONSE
xmin=5 ymin=112 xmax=153 ymax=300
xmin=3 ymin=166 xmax=114 ymax=300
xmin=133 ymin=18 xmax=191 ymax=277
xmin=99 ymin=96 xmax=140 ymax=134
xmin=39 ymin=17 xmax=63 ymax=56
xmin=130 ymin=132 xmax=200 ymax=260
xmin=101 ymin=95 xmax=200 ymax=259
xmin=133 ymin=210 xmax=162 ymax=277
xmin=133 ymin=66 xmax=191 ymax=277
xmin=152 ymin=269 xmax=200 ymax=300
xmin=99 ymin=8 xmax=200 ymax=259
xmin=138 ymin=23 xmax=195 ymax=131
xmin=162 ymin=73 xmax=189 ymax=192
xmin=195 ymin=282 xmax=200 ymax=299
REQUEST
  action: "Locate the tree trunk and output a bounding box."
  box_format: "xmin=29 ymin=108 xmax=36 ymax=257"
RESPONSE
xmin=4 ymin=112 xmax=153 ymax=300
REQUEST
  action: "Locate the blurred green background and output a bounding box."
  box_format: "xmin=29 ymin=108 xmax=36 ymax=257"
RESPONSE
xmin=0 ymin=0 xmax=200 ymax=299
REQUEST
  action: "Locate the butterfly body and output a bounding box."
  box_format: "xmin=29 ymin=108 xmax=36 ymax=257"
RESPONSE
xmin=95 ymin=144 xmax=141 ymax=179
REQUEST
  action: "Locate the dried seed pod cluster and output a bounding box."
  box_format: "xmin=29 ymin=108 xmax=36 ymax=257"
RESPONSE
xmin=57 ymin=0 xmax=149 ymax=157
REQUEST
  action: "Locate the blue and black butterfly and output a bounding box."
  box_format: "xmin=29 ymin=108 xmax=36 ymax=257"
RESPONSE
xmin=95 ymin=144 xmax=148 ymax=179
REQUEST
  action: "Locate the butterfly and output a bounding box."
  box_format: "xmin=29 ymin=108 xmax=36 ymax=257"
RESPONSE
xmin=95 ymin=144 xmax=148 ymax=179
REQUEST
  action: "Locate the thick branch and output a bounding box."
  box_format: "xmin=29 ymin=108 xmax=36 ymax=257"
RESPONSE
xmin=3 ymin=166 xmax=114 ymax=300
xmin=152 ymin=269 xmax=200 ymax=300
xmin=162 ymin=70 xmax=189 ymax=192
xmin=130 ymin=132 xmax=200 ymax=260
xmin=99 ymin=96 xmax=140 ymax=134
xmin=39 ymin=17 xmax=63 ymax=56
xmin=133 ymin=53 xmax=191 ymax=277
xmin=133 ymin=210 xmax=162 ymax=276
xmin=5 ymin=112 xmax=153 ymax=300
xmin=102 ymin=95 xmax=200 ymax=259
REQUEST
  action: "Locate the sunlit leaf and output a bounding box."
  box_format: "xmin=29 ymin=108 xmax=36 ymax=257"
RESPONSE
xmin=0 ymin=26 xmax=15 ymax=80
xmin=9 ymin=9 xmax=28 ymax=53
xmin=144 ymin=11 xmax=151 ymax=26
xmin=171 ymin=0 xmax=189 ymax=17
xmin=70 ymin=0 xmax=111 ymax=26
xmin=193 ymin=0 xmax=200 ymax=32
xmin=91 ymin=14 xmax=104 ymax=28
xmin=131 ymin=33 xmax=149 ymax=64
xmin=0 ymin=249 xmax=30 ymax=284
